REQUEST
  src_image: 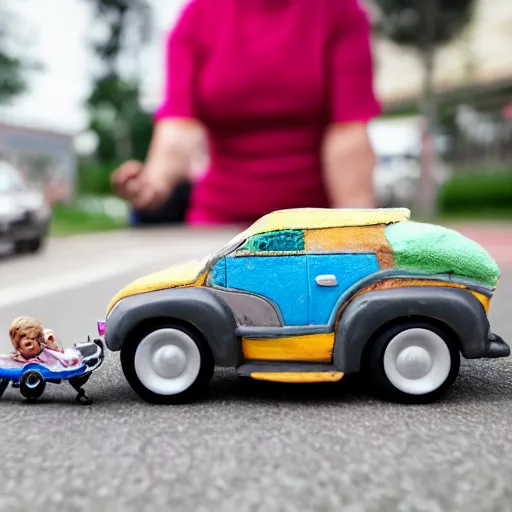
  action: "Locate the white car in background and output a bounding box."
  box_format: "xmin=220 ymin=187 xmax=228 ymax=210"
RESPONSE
xmin=373 ymin=153 xmax=421 ymax=209
xmin=0 ymin=160 xmax=52 ymax=255
xmin=369 ymin=118 xmax=450 ymax=209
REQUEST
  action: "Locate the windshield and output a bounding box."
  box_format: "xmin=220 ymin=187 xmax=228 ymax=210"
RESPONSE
xmin=203 ymin=232 xmax=248 ymax=269
xmin=0 ymin=162 xmax=25 ymax=193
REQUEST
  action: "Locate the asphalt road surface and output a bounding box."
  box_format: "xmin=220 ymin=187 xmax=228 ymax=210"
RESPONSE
xmin=1 ymin=226 xmax=512 ymax=512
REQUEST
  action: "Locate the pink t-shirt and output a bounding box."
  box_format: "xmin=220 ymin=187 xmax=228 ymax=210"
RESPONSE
xmin=155 ymin=0 xmax=381 ymax=225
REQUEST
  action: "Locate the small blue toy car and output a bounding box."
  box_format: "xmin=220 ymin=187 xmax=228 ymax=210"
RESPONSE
xmin=0 ymin=325 xmax=105 ymax=405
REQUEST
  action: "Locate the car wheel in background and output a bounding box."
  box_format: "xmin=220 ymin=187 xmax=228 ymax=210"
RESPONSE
xmin=14 ymin=236 xmax=45 ymax=254
xmin=363 ymin=320 xmax=460 ymax=404
xmin=121 ymin=323 xmax=215 ymax=404
xmin=27 ymin=236 xmax=44 ymax=253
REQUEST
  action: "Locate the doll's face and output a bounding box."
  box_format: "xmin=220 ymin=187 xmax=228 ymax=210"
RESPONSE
xmin=18 ymin=335 xmax=42 ymax=359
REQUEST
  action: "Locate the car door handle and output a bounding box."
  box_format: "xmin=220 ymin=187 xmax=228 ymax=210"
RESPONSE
xmin=316 ymin=274 xmax=338 ymax=287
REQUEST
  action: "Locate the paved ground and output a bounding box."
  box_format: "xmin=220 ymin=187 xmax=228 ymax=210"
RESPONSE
xmin=1 ymin=224 xmax=512 ymax=512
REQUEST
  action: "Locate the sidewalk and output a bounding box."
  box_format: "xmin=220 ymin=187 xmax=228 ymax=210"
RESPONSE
xmin=443 ymin=222 xmax=512 ymax=265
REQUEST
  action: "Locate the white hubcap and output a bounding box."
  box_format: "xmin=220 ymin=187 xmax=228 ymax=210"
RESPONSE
xmin=134 ymin=328 xmax=201 ymax=395
xmin=152 ymin=346 xmax=187 ymax=378
xmin=383 ymin=328 xmax=452 ymax=395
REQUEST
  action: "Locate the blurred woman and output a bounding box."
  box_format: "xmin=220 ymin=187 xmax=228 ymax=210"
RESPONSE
xmin=112 ymin=0 xmax=381 ymax=225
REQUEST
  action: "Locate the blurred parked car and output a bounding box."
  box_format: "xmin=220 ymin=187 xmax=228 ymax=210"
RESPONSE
xmin=0 ymin=160 xmax=51 ymax=254
xmin=373 ymin=153 xmax=421 ymax=209
xmin=369 ymin=118 xmax=451 ymax=209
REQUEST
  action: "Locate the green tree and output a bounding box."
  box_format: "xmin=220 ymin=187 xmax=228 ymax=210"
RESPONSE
xmin=0 ymin=5 xmax=28 ymax=103
xmin=0 ymin=52 xmax=26 ymax=103
xmin=84 ymin=0 xmax=153 ymax=164
xmin=87 ymin=0 xmax=152 ymax=72
xmin=372 ymin=0 xmax=476 ymax=219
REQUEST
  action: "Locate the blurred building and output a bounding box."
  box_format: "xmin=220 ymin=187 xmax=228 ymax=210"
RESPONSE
xmin=371 ymin=0 xmax=512 ymax=172
xmin=373 ymin=0 xmax=512 ymax=105
xmin=0 ymin=123 xmax=77 ymax=203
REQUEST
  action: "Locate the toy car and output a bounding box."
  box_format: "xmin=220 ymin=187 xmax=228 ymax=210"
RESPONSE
xmin=103 ymin=208 xmax=510 ymax=404
xmin=0 ymin=324 xmax=105 ymax=405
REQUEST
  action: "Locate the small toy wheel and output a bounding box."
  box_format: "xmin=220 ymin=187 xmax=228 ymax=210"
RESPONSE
xmin=121 ymin=323 xmax=214 ymax=404
xmin=69 ymin=375 xmax=91 ymax=391
xmin=0 ymin=378 xmax=9 ymax=398
xmin=363 ymin=320 xmax=460 ymax=404
xmin=20 ymin=371 xmax=46 ymax=401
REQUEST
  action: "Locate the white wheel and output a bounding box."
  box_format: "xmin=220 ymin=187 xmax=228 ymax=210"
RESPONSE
xmin=134 ymin=328 xmax=201 ymax=396
xmin=383 ymin=328 xmax=452 ymax=395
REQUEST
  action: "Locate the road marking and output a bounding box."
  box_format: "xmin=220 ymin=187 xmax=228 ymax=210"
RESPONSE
xmin=0 ymin=248 xmax=196 ymax=308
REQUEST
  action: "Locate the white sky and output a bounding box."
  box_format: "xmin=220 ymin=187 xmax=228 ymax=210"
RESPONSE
xmin=0 ymin=0 xmax=188 ymax=135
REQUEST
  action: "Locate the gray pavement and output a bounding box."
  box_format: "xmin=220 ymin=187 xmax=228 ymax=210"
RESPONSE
xmin=1 ymin=228 xmax=512 ymax=511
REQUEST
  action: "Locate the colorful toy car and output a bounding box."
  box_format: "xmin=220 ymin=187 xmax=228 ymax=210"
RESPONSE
xmin=0 ymin=325 xmax=105 ymax=405
xmin=103 ymin=208 xmax=509 ymax=404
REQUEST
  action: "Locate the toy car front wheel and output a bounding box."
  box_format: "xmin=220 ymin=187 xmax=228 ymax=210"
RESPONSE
xmin=20 ymin=371 xmax=46 ymax=401
xmin=363 ymin=320 xmax=460 ymax=404
xmin=121 ymin=324 xmax=214 ymax=404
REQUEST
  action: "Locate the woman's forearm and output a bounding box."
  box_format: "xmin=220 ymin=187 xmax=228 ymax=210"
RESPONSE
xmin=144 ymin=119 xmax=205 ymax=189
xmin=321 ymin=123 xmax=376 ymax=208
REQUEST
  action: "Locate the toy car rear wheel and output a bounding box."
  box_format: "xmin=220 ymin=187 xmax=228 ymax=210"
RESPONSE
xmin=363 ymin=320 xmax=460 ymax=404
xmin=121 ymin=323 xmax=214 ymax=404
xmin=20 ymin=371 xmax=46 ymax=401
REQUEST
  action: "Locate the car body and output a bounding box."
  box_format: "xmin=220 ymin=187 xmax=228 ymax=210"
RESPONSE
xmin=0 ymin=160 xmax=52 ymax=254
xmin=104 ymin=208 xmax=509 ymax=404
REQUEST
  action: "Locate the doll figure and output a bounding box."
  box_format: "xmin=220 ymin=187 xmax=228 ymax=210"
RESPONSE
xmin=0 ymin=318 xmax=105 ymax=405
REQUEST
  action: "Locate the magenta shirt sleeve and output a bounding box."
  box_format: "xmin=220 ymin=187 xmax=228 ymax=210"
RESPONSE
xmin=154 ymin=2 xmax=199 ymax=122
xmin=329 ymin=0 xmax=381 ymax=123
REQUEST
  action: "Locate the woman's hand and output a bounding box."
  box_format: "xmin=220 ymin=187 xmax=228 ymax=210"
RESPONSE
xmin=111 ymin=119 xmax=206 ymax=211
xmin=111 ymin=160 xmax=175 ymax=211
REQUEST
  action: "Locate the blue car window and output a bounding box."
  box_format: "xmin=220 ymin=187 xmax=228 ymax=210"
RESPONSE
xmin=241 ymin=230 xmax=304 ymax=253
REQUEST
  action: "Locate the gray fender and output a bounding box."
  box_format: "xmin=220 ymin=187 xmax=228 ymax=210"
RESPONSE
xmin=105 ymin=287 xmax=241 ymax=367
xmin=333 ymin=286 xmax=490 ymax=373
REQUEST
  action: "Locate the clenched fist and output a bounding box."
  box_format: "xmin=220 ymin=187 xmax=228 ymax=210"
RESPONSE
xmin=111 ymin=160 xmax=174 ymax=211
